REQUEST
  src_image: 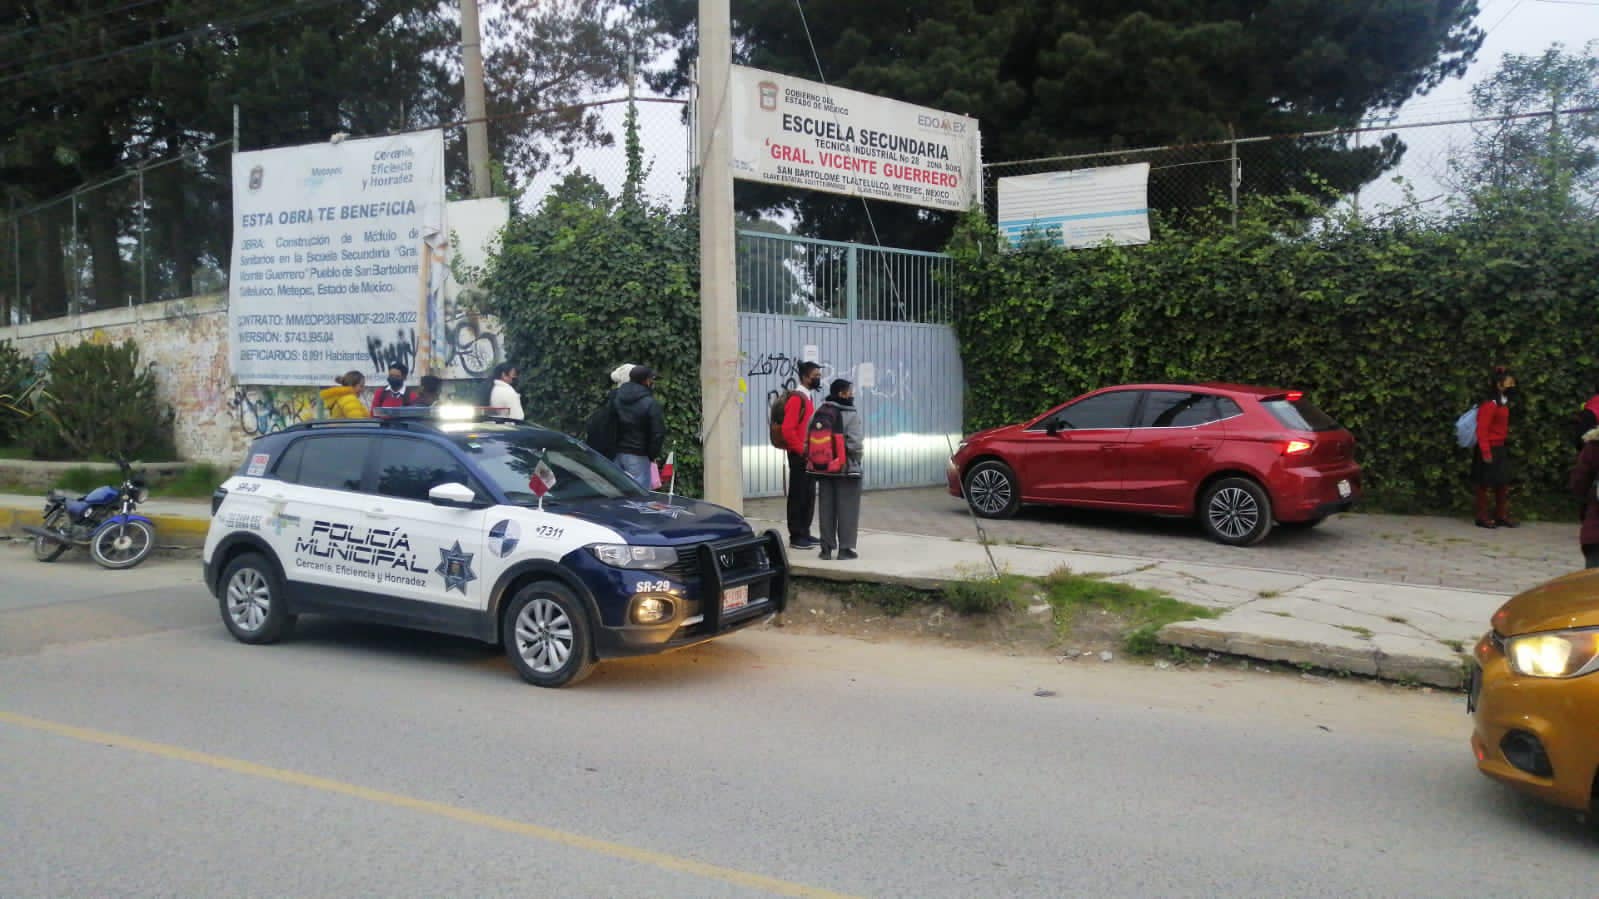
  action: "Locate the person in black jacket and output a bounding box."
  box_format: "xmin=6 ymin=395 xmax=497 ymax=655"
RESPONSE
xmin=614 ymin=365 xmax=666 ymax=489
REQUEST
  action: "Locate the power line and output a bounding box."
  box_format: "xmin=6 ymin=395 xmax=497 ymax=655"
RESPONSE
xmin=0 ymin=0 xmax=169 ymax=43
xmin=1532 ymin=0 xmax=1599 ymax=6
xmin=0 ymin=0 xmax=364 ymax=89
xmin=1484 ymin=0 xmax=1527 ymax=35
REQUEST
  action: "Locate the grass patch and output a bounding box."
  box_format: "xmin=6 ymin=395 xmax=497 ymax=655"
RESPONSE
xmin=1441 ymin=639 xmax=1466 ymax=654
xmin=1264 ymin=610 xmax=1294 ymax=618
xmin=940 ymin=574 xmax=1025 ymax=615
xmin=1337 ymin=625 xmax=1375 ymax=639
xmin=1038 ymin=567 xmax=1217 ymax=656
xmin=53 ymin=466 xmax=106 ymax=495
xmin=159 ymin=463 xmax=228 ymax=499
xmin=1258 ymin=589 xmax=1281 ymax=599
xmin=0 ymin=445 xmax=32 ymax=460
xmin=1386 ymin=615 xmax=1409 ymax=625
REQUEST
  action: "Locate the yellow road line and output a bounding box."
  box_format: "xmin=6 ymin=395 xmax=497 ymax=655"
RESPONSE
xmin=0 ymin=710 xmax=859 ymax=899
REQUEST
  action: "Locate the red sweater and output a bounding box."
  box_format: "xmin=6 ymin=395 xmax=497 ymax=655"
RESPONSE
xmin=1476 ymin=399 xmax=1509 ymax=458
xmin=781 ymin=391 xmax=814 ymax=455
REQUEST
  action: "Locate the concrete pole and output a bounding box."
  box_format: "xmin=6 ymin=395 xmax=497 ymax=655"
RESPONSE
xmin=460 ymin=0 xmax=493 ymax=199
xmin=698 ymin=0 xmax=742 ymax=510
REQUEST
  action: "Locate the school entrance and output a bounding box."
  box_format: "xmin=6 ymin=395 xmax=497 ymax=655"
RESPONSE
xmin=736 ymin=230 xmax=964 ymax=499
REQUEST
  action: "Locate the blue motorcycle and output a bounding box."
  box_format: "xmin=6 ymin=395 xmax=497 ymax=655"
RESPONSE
xmin=26 ymin=455 xmax=156 ymax=569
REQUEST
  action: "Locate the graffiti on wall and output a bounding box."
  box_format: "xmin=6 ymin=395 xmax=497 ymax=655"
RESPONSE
xmin=745 ymin=352 xmax=919 ymax=409
xmin=366 ymin=328 xmax=418 ymax=377
xmin=229 ymin=386 xmax=318 ymax=437
xmin=440 ymin=291 xmax=502 ymax=379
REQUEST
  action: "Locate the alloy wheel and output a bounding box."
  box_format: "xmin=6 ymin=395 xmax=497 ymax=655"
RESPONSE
xmin=227 ymin=568 xmax=272 ymax=633
xmin=968 ymin=468 xmax=1013 ymax=515
xmin=515 ymin=597 xmax=575 ymax=674
xmin=1208 ymin=487 xmax=1260 ymax=540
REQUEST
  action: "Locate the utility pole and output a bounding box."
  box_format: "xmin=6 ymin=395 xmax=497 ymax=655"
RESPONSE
xmin=460 ymin=0 xmax=492 ymax=199
xmin=697 ymin=0 xmax=741 ymax=511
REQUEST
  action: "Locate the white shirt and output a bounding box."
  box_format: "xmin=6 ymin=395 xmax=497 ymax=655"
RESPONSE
xmin=490 ymin=379 xmax=525 ymax=421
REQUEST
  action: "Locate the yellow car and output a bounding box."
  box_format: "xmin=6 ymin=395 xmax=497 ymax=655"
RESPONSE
xmin=1470 ymin=569 xmax=1599 ymax=822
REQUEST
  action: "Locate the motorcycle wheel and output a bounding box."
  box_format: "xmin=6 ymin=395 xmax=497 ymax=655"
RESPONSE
xmin=90 ymin=520 xmax=156 ymax=570
xmin=33 ymin=509 xmax=68 ymax=563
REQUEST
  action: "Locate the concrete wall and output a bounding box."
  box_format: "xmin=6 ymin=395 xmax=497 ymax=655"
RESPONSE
xmin=3 ymin=294 xmax=255 ymax=463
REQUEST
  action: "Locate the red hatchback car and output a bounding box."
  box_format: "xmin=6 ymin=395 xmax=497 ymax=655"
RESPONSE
xmin=947 ymin=384 xmax=1363 ymax=546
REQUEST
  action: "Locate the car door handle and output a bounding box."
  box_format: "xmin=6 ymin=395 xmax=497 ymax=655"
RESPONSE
xmin=367 ymin=507 xmax=390 ymax=520
xmin=1189 ymin=443 xmax=1215 ymax=451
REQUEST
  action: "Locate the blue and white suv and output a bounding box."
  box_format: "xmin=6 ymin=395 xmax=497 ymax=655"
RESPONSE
xmin=202 ymin=409 xmax=789 ymax=686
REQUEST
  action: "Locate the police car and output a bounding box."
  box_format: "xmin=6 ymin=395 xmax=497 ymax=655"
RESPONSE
xmin=202 ymin=407 xmax=789 ymax=687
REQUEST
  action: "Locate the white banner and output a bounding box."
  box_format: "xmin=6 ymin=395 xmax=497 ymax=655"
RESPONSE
xmin=229 ymin=130 xmax=447 ymax=385
xmin=730 ymin=66 xmax=981 ymax=212
xmin=997 ymin=163 xmax=1151 ymax=250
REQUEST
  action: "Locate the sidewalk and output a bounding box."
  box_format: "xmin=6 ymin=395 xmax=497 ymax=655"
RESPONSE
xmin=749 ymin=518 xmax=1502 ymax=688
xmin=0 ymin=492 xmax=1508 ymax=688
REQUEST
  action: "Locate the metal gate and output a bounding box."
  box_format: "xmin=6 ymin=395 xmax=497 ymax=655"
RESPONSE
xmin=736 ymin=230 xmax=963 ymax=498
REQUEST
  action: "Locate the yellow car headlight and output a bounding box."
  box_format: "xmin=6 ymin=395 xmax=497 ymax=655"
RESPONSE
xmin=1506 ymin=628 xmax=1599 ymax=678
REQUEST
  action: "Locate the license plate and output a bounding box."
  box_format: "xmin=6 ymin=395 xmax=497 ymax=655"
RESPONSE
xmin=722 ymin=585 xmax=750 ymax=614
xmin=1337 ymin=479 xmax=1353 ymax=499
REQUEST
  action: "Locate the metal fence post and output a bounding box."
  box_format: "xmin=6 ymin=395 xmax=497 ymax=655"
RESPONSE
xmin=137 ymin=168 xmax=147 ymax=307
xmin=70 ymin=193 xmax=80 ymax=317
xmin=1228 ymin=126 xmax=1240 ymax=229
xmin=846 ymin=243 xmax=859 ymax=321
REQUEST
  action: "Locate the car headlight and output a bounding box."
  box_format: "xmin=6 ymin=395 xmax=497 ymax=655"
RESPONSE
xmin=588 ymin=544 xmax=676 ymax=570
xmin=1506 ymin=628 xmax=1599 ymax=678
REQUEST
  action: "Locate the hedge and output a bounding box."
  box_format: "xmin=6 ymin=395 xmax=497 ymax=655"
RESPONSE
xmin=948 ymin=198 xmax=1599 ymax=517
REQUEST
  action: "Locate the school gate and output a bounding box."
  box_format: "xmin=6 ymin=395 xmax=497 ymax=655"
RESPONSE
xmin=736 ymin=230 xmax=963 ymax=499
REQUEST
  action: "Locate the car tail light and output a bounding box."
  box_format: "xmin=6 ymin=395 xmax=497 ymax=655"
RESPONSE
xmin=1285 ymin=391 xmax=1303 ymax=401
xmin=1283 ymin=439 xmax=1314 ymax=456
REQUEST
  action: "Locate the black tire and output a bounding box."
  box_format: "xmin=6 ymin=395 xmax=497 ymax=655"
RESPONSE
xmin=964 ymin=460 xmax=1021 ymax=519
xmin=1200 ymin=477 xmax=1274 ymax=547
xmin=89 ymin=519 xmax=155 ymax=570
xmin=1278 ymin=517 xmax=1326 ymax=531
xmin=33 ymin=508 xmax=67 ymax=563
xmin=503 ymin=581 xmax=596 ymax=688
xmin=218 ymin=553 xmax=296 ymax=644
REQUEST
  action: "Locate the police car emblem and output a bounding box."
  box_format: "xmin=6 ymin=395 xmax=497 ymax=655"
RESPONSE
xmin=621 ymin=500 xmax=692 ymax=520
xmin=435 ymin=541 xmax=478 ymax=594
xmin=488 ymin=519 xmax=521 ymax=558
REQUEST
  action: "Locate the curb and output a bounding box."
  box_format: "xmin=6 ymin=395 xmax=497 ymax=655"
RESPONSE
xmin=1 ymin=505 xmax=211 ymax=548
xmin=1157 ymin=620 xmax=1469 ymax=689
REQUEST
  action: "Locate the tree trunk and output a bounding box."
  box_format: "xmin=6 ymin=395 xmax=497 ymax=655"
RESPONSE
xmin=83 ymin=189 xmax=127 ymax=308
xmin=29 ymin=205 xmax=70 ymax=320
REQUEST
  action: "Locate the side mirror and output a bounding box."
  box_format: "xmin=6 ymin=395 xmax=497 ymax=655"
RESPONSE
xmin=428 ymin=482 xmax=481 ymax=509
xmin=1045 ymin=419 xmax=1063 ymax=436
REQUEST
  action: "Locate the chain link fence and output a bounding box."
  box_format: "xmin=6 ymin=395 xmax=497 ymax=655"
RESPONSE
xmin=0 ymin=142 xmax=233 ymax=326
xmin=0 ymin=97 xmax=694 ymax=327
xmin=982 ymin=107 xmax=1599 ymax=234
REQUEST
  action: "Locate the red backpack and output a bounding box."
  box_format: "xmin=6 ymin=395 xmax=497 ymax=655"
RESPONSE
xmin=805 ymin=404 xmax=846 ymax=474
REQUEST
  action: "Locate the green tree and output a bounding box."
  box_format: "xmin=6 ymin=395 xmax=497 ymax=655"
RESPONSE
xmin=641 ymin=0 xmax=1483 ymax=245
xmin=481 ymin=171 xmax=705 ymax=492
xmin=1451 ymin=42 xmax=1599 ymax=216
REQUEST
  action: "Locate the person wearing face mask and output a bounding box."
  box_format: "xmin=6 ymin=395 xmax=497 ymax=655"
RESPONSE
xmin=488 ymin=362 xmax=525 ymax=421
xmin=370 ymin=363 xmax=418 ymax=414
xmin=1472 ymin=366 xmax=1518 ymax=529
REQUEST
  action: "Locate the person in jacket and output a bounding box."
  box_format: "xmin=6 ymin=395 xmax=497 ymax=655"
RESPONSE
xmin=488 ymin=362 xmax=525 ymax=421
xmin=781 ymin=362 xmax=825 ymax=549
xmin=611 ymin=363 xmax=637 ymax=388
xmin=1569 ymin=428 xmax=1599 ymax=568
xmin=1573 ymin=384 xmax=1599 ymax=450
xmin=370 ymin=363 xmax=417 ymax=414
xmin=614 ymin=365 xmax=666 ymax=489
xmin=1472 ymin=366 xmax=1518 ymax=529
xmin=812 ymin=378 xmax=864 ymax=561
xmin=321 ymin=371 xmax=367 ymax=419
xmin=415 ymin=375 xmax=443 ymax=407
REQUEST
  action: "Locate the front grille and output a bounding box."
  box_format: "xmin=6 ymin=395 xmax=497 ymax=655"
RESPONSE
xmin=665 ymin=541 xmax=771 ymax=582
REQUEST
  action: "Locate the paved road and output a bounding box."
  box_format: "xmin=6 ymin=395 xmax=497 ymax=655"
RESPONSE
xmin=1 ymin=546 xmax=1592 ymax=897
xmin=749 ymin=488 xmax=1579 ymax=594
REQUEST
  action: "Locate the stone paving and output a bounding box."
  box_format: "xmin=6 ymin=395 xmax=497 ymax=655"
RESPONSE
xmin=747 ymin=486 xmax=1581 ymax=595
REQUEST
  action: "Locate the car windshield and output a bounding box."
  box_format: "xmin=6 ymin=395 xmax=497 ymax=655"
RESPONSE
xmin=1262 ymin=398 xmax=1341 ymax=432
xmin=445 ymin=425 xmax=646 ymax=506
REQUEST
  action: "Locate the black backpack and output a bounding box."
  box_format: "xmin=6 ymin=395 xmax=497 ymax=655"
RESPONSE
xmin=585 ymin=394 xmax=622 ymax=458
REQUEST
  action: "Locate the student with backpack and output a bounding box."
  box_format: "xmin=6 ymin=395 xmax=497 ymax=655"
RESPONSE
xmin=1568 ymin=425 xmax=1599 ymax=568
xmin=1471 ymin=367 xmax=1518 ymax=529
xmin=771 ymin=362 xmax=824 ymax=549
xmin=808 ymin=379 xmax=865 ymax=561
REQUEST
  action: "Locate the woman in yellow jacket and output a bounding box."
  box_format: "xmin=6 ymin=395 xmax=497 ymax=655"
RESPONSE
xmin=320 ymin=371 xmax=368 ymax=419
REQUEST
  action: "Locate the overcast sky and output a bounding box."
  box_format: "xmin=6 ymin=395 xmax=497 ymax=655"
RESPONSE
xmin=521 ymin=2 xmax=1599 ymax=219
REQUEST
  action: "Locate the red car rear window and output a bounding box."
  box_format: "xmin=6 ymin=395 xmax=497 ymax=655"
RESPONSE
xmin=1262 ymin=398 xmax=1340 ymax=432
